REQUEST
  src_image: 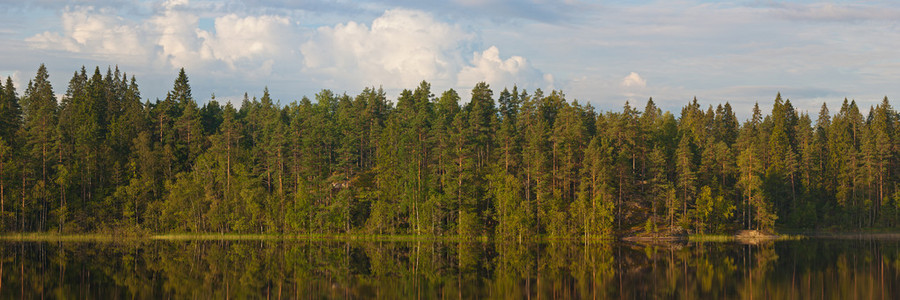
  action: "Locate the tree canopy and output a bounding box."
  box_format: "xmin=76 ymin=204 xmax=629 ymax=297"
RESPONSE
xmin=2 ymin=64 xmax=899 ymax=238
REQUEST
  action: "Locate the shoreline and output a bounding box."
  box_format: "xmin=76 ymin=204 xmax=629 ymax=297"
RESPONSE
xmin=1 ymin=230 xmax=898 ymax=242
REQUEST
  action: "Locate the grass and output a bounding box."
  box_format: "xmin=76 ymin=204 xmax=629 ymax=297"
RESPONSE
xmin=687 ymin=234 xmax=734 ymax=242
xmin=686 ymin=232 xmax=807 ymax=243
xmin=0 ymin=232 xmax=492 ymax=243
xmin=147 ymin=233 xmax=493 ymax=242
xmin=0 ymin=231 xmax=868 ymax=244
xmin=775 ymin=234 xmax=806 ymax=241
xmin=0 ymin=232 xmax=618 ymax=244
xmin=803 ymin=232 xmax=900 ymax=239
xmin=0 ymin=232 xmax=132 ymax=242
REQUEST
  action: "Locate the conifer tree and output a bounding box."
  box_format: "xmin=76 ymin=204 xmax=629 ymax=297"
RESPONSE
xmin=21 ymin=64 xmax=58 ymax=231
xmin=0 ymin=78 xmax=21 ymax=231
xmin=10 ymin=63 xmax=900 ymax=235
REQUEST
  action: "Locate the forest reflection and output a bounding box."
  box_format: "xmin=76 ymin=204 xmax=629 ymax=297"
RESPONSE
xmin=1 ymin=238 xmax=898 ymax=299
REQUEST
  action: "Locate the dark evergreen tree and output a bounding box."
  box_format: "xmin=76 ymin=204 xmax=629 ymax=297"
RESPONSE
xmin=7 ymin=63 xmax=900 ymax=236
xmin=0 ymin=77 xmax=21 ymax=231
xmin=21 ymin=64 xmax=58 ymax=231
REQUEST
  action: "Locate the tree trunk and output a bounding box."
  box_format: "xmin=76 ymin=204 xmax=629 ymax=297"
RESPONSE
xmin=619 ymin=168 xmax=624 ymax=229
xmin=41 ymin=142 xmax=46 ymax=231
xmin=683 ymin=156 xmax=688 ymax=226
xmin=504 ymin=139 xmax=509 ymax=173
xmin=226 ymin=133 xmax=231 ymax=204
xmin=21 ymin=172 xmax=26 ymax=232
xmin=879 ymin=160 xmax=884 ymax=222
xmin=279 ymin=152 xmax=285 ymax=232
xmin=416 ymin=131 xmax=423 ymax=235
xmin=1 ymin=155 xmax=4 ymax=230
xmin=722 ymin=159 xmax=727 ymax=189
xmin=748 ymin=150 xmax=752 ymax=230
xmin=457 ymin=145 xmax=463 ymax=234
xmin=59 ymin=143 xmax=64 ymax=232
xmin=790 ymin=172 xmax=796 ymax=204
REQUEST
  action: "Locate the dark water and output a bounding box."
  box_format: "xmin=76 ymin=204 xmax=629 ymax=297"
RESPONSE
xmin=1 ymin=238 xmax=898 ymax=299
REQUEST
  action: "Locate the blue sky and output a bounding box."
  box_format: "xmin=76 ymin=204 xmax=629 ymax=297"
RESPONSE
xmin=2 ymin=0 xmax=899 ymax=118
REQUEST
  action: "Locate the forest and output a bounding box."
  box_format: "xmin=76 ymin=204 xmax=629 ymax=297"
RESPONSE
xmin=1 ymin=64 xmax=899 ymax=238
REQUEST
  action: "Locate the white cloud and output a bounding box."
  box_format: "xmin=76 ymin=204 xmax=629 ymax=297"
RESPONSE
xmin=301 ymin=9 xmax=474 ymax=89
xmin=25 ymin=0 xmax=299 ymax=76
xmin=199 ymin=14 xmax=296 ymax=74
xmin=457 ymin=46 xmax=553 ymax=91
xmin=149 ymin=1 xmax=204 ymax=69
xmin=621 ymin=72 xmax=646 ymax=88
xmin=25 ymin=6 xmax=153 ymax=64
xmin=162 ymin=0 xmax=189 ymax=10
xmin=300 ymin=8 xmax=553 ymax=93
xmin=21 ymin=2 xmax=556 ymax=102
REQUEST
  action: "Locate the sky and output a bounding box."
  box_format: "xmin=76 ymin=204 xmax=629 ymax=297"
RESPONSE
xmin=2 ymin=0 xmax=900 ymax=119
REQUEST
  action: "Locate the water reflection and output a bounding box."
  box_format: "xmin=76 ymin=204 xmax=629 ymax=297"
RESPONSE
xmin=1 ymin=238 xmax=898 ymax=299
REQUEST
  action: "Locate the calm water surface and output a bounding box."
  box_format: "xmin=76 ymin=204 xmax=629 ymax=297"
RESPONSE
xmin=1 ymin=238 xmax=898 ymax=299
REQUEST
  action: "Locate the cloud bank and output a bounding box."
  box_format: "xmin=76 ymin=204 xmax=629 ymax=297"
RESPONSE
xmin=300 ymin=9 xmax=470 ymax=89
xmin=22 ymin=0 xmax=552 ymax=101
xmin=26 ymin=1 xmax=300 ymax=76
xmin=458 ymin=46 xmax=553 ymax=91
xmin=7 ymin=0 xmax=900 ymax=119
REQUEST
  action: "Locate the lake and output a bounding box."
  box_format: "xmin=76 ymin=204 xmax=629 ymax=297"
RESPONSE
xmin=1 ymin=237 xmax=898 ymax=299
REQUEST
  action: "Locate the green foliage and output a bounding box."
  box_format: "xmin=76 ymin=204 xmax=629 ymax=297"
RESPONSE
xmin=490 ymin=167 xmax=525 ymax=240
xmin=5 ymin=64 xmax=900 ymax=237
xmin=692 ymin=186 xmax=735 ymax=234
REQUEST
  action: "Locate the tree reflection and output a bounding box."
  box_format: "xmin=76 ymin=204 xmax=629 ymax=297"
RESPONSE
xmin=0 ymin=239 xmax=898 ymax=298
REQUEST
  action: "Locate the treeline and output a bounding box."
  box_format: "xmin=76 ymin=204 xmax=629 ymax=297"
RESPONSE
xmin=1 ymin=64 xmax=899 ymax=237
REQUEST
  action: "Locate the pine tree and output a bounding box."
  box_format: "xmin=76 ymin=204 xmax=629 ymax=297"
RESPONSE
xmin=870 ymin=97 xmax=893 ymax=225
xmin=432 ymin=89 xmax=461 ymax=235
xmin=737 ymin=103 xmax=776 ymax=231
xmin=21 ymin=64 xmax=58 ymax=231
xmin=11 ymin=63 xmax=900 ymax=234
xmin=518 ymin=89 xmax=549 ymax=235
xmin=496 ymin=87 xmax=521 ymax=174
xmin=675 ymin=136 xmax=695 ymax=227
xmin=171 ymin=70 xmax=202 ymax=172
xmin=0 ymin=78 xmax=21 ymax=231
xmin=0 ymin=77 xmax=22 ymax=141
xmin=465 ymin=82 xmax=496 ymax=235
